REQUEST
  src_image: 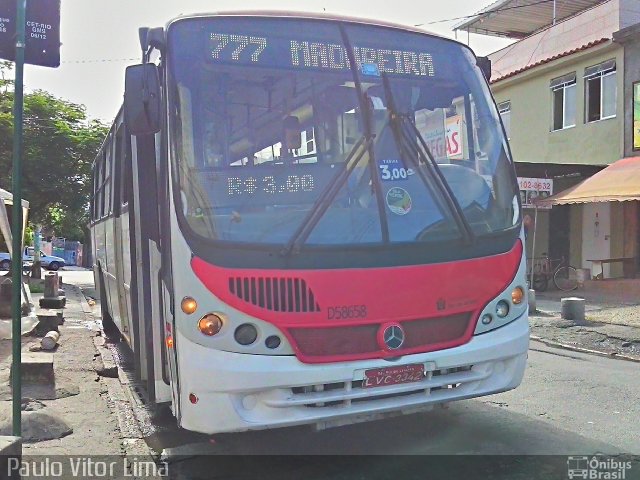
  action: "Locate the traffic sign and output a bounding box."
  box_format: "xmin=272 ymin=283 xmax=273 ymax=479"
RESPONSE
xmin=0 ymin=0 xmax=60 ymax=67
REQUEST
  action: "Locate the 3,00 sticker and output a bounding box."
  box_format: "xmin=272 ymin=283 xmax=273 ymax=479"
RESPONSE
xmin=378 ymin=159 xmax=413 ymax=181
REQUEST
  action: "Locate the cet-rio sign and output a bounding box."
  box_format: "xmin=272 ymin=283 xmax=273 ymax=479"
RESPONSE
xmin=0 ymin=0 xmax=60 ymax=67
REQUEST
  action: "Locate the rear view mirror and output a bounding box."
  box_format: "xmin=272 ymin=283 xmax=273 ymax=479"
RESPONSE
xmin=124 ymin=64 xmax=161 ymax=136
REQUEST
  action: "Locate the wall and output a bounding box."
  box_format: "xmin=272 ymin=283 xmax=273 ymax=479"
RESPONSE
xmin=569 ymin=204 xmax=583 ymax=269
xmin=610 ymin=202 xmax=625 ymax=277
xmin=493 ymin=46 xmax=624 ymax=167
xmin=489 ymin=0 xmax=626 ymax=81
xmin=524 ymin=208 xmax=549 ymax=260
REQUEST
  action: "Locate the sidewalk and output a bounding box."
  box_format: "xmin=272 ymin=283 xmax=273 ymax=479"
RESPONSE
xmin=0 ymin=282 xmax=128 ymax=454
xmin=530 ymin=290 xmax=640 ymax=361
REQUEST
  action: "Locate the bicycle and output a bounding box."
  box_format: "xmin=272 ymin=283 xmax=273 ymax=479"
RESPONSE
xmin=527 ymin=254 xmax=578 ymax=292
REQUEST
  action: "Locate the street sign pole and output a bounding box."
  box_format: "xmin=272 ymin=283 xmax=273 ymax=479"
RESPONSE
xmin=11 ymin=0 xmax=26 ymax=437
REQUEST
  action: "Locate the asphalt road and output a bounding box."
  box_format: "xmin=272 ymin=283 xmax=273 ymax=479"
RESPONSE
xmin=62 ymin=269 xmax=640 ymax=479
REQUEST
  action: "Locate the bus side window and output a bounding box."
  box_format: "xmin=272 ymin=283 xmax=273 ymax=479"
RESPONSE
xmin=97 ymin=150 xmax=105 ymax=219
xmin=115 ymin=125 xmax=133 ymax=207
xmin=104 ymin=137 xmax=113 ymax=217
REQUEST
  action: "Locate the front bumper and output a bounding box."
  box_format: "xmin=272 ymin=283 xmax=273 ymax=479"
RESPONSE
xmin=176 ymin=310 xmax=529 ymax=434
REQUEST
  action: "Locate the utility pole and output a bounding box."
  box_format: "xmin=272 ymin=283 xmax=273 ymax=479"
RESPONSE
xmin=11 ymin=0 xmax=26 ymax=437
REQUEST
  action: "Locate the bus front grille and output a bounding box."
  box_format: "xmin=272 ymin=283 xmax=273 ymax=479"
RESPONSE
xmin=287 ymin=313 xmax=472 ymax=361
xmin=228 ymin=276 xmax=321 ymax=313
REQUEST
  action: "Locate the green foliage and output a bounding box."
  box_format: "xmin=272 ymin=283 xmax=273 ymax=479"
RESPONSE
xmin=0 ymin=63 xmax=108 ymax=241
xmin=24 ymin=223 xmax=34 ymax=246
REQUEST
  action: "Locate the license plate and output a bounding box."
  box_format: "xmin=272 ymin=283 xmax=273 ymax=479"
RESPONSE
xmin=363 ymin=364 xmax=425 ymax=389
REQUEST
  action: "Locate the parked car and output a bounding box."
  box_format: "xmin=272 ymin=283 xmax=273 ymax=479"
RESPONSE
xmin=0 ymin=247 xmax=66 ymax=271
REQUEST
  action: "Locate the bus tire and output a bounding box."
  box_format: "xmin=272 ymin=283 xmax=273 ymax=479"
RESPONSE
xmin=98 ymin=268 xmax=121 ymax=341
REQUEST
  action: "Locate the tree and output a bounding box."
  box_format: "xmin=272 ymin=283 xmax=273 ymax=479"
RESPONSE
xmin=0 ymin=62 xmax=108 ymax=241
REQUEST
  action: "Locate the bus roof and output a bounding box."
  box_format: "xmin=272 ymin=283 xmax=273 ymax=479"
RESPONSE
xmin=165 ymin=10 xmax=473 ymax=54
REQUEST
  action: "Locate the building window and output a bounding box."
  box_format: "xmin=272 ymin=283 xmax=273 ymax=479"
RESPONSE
xmin=550 ymin=73 xmax=576 ymax=131
xmin=498 ymin=101 xmax=511 ymax=139
xmin=585 ymin=59 xmax=616 ymax=122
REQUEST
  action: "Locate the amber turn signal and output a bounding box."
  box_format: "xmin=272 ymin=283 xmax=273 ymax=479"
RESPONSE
xmin=198 ymin=313 xmax=223 ymax=336
xmin=511 ymin=287 xmax=524 ymax=305
xmin=181 ymin=297 xmax=198 ymax=314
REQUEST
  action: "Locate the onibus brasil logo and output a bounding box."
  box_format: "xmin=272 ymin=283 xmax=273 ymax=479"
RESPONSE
xmin=567 ymin=456 xmax=633 ymax=479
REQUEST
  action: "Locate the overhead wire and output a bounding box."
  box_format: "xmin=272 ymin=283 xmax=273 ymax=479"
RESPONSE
xmin=414 ymin=0 xmax=558 ymax=26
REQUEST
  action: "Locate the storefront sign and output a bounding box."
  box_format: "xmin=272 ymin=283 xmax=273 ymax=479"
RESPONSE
xmin=518 ymin=177 xmax=553 ymax=209
xmin=416 ymin=111 xmax=464 ymax=161
xmin=445 ymin=115 xmax=463 ymax=159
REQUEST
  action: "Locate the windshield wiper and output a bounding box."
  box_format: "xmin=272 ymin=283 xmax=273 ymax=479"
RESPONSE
xmin=381 ymin=74 xmax=475 ymax=245
xmin=280 ymin=136 xmax=372 ymax=257
xmin=281 ymin=26 xmax=392 ymax=257
xmin=339 ymin=24 xmax=389 ymax=244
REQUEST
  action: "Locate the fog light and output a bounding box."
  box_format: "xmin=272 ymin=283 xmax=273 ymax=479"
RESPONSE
xmin=265 ymin=335 xmax=281 ymax=349
xmin=235 ymin=324 xmax=258 ymax=345
xmin=181 ymin=296 xmax=198 ymax=314
xmin=481 ymin=313 xmax=493 ymax=325
xmin=511 ymin=287 xmax=524 ymax=305
xmin=198 ymin=313 xmax=223 ymax=336
xmin=496 ymin=301 xmax=510 ymax=318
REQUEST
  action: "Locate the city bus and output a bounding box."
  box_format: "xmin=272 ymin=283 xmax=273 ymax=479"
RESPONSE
xmin=90 ymin=11 xmax=529 ymax=435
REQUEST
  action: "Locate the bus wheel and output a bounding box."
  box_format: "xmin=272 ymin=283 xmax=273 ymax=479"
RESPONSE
xmin=98 ymin=269 xmax=121 ymax=341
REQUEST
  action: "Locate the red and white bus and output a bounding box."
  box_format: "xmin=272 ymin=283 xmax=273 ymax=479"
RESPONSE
xmin=91 ymin=12 xmax=529 ymax=435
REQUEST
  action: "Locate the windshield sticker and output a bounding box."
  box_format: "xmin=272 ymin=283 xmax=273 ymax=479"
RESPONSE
xmin=386 ymin=187 xmax=412 ymax=215
xmin=378 ymin=159 xmax=413 ymax=181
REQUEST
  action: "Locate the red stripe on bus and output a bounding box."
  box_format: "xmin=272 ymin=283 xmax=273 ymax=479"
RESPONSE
xmin=191 ymin=240 xmax=522 ymax=363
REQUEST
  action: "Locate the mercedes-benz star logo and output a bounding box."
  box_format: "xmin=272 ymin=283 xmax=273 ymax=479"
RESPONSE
xmin=383 ymin=325 xmax=405 ymax=350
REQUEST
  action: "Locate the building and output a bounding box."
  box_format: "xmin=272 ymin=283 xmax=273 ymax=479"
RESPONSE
xmin=455 ymin=0 xmax=640 ymax=278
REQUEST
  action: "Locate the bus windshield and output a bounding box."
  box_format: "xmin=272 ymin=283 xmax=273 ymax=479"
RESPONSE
xmin=167 ymin=17 xmax=519 ymax=248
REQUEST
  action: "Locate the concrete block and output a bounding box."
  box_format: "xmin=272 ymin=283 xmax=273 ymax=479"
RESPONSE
xmin=0 ymin=435 xmax=21 ymax=455
xmin=561 ymin=297 xmax=586 ymax=324
xmin=10 ymin=352 xmax=54 ymax=384
xmin=39 ymin=296 xmax=66 ymax=309
xmin=43 ymin=273 xmax=59 ymax=298
xmin=35 ymin=309 xmax=63 ymax=335
xmin=41 ymin=331 xmax=60 ymax=350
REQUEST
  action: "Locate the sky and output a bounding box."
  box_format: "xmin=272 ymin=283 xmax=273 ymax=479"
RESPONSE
xmin=20 ymin=0 xmax=514 ymax=123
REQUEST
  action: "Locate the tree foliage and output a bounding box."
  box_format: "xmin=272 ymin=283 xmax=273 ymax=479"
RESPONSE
xmin=0 ymin=62 xmax=108 ymax=241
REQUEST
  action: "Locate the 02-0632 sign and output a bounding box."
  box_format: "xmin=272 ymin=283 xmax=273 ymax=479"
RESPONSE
xmin=518 ymin=177 xmax=553 ymax=209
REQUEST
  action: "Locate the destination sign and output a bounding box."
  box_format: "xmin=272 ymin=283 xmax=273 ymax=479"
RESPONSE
xmin=209 ymin=32 xmax=435 ymax=78
xmin=0 ymin=0 xmax=60 ymax=67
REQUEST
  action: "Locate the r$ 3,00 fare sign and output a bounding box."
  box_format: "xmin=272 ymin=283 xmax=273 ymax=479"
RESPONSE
xmin=0 ymin=0 xmax=60 ymax=67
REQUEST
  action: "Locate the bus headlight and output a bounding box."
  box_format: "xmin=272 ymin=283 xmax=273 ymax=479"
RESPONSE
xmin=181 ymin=296 xmax=198 ymax=314
xmin=234 ymin=324 xmax=258 ymax=345
xmin=511 ymin=287 xmax=524 ymax=305
xmin=198 ymin=313 xmax=223 ymax=336
xmin=496 ymin=301 xmax=510 ymax=318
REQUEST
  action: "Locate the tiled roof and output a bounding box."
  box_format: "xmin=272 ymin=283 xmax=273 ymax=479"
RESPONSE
xmin=491 ymin=37 xmax=610 ymax=84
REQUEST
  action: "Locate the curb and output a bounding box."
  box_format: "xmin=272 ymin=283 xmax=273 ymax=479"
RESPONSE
xmin=530 ymin=335 xmax=640 ymax=363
